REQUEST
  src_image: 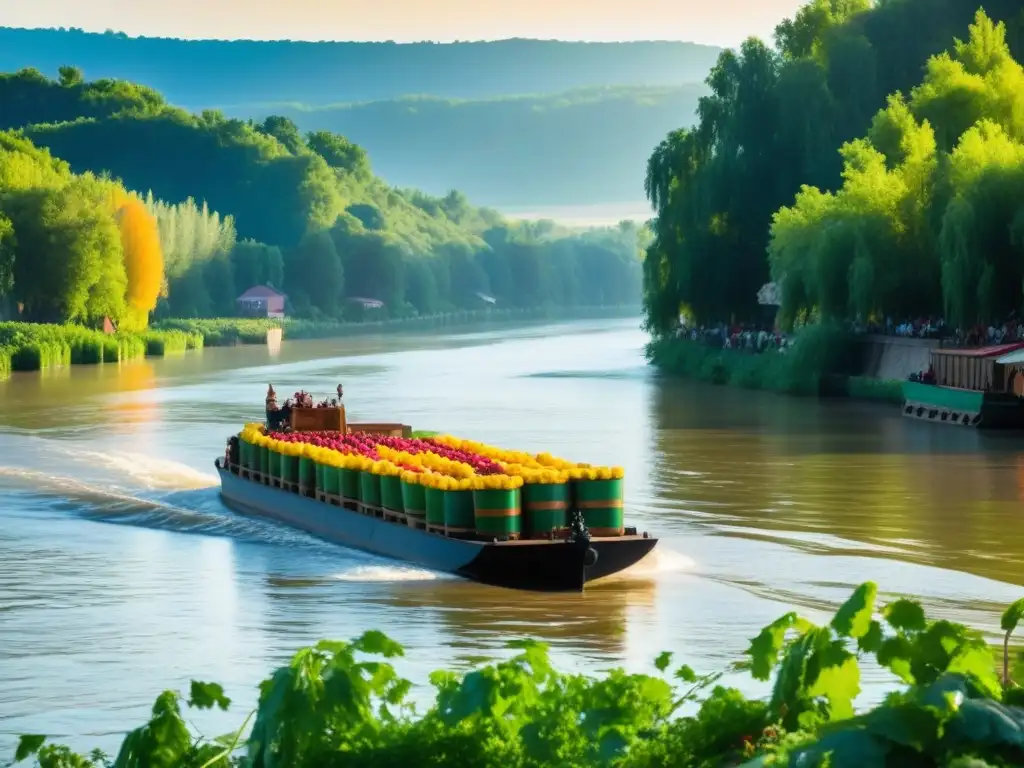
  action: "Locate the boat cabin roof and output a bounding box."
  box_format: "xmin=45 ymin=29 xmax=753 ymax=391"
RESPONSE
xmin=932 ymin=342 xmax=1024 ymax=359
xmin=997 ymin=348 xmax=1024 ymax=365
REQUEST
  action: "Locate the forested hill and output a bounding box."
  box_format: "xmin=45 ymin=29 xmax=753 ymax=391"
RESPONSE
xmin=0 ymin=28 xmax=721 ymax=106
xmin=237 ymin=86 xmax=707 ymax=206
xmin=0 ymin=68 xmax=646 ymax=325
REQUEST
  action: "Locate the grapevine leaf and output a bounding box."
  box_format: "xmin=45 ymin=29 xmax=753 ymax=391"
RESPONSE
xmin=188 ymin=681 xmax=232 ymax=711
xmin=877 ymin=636 xmax=914 ymax=683
xmin=1001 ymin=598 xmax=1024 ymax=633
xmin=791 ymin=727 xmax=889 ymax=767
xmin=858 ymin=620 xmax=884 ymax=654
xmin=385 ymin=677 xmax=412 ymax=706
xmin=747 ymin=612 xmax=804 ymax=681
xmin=654 ymin=651 xmax=673 ymax=673
xmin=808 ymin=646 xmax=860 ymax=720
xmin=353 ymin=630 xmax=404 ymax=658
xmin=674 ymin=664 xmax=698 ymax=683
xmin=946 ymin=698 xmax=1024 ymax=750
xmin=14 ymin=735 xmax=46 ymax=762
xmin=864 ymin=700 xmax=944 ymax=750
xmin=947 ymin=646 xmax=1003 ymax=698
xmin=831 ymin=582 xmax=878 ymax=639
xmin=883 ymin=599 xmax=926 ymax=632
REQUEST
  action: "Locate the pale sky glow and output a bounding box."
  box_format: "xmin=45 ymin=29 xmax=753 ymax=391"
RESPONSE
xmin=3 ymin=0 xmax=808 ymax=47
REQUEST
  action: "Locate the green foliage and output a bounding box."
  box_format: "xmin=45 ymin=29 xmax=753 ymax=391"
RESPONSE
xmin=0 ymin=322 xmax=199 ymax=376
xmin=13 ymin=585 xmax=1024 ymax=767
xmin=142 ymin=329 xmax=200 ymax=356
xmin=768 ymin=10 xmax=1024 ymax=329
xmin=647 ymin=323 xmax=857 ymax=396
xmin=644 ymin=0 xmax=1024 ymax=334
xmin=0 ymin=70 xmax=645 ymax=323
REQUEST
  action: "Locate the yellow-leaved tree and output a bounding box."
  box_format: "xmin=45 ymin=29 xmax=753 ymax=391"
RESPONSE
xmin=113 ymin=193 xmax=164 ymax=330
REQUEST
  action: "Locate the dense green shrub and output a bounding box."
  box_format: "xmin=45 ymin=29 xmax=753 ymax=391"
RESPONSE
xmin=12 ymin=584 xmax=1024 ymax=767
xmin=647 ymin=323 xmax=859 ymax=397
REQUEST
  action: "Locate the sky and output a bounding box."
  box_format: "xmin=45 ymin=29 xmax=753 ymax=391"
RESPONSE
xmin=4 ymin=0 xmax=808 ymax=48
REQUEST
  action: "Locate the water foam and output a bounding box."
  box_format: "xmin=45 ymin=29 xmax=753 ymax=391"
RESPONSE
xmin=332 ymin=565 xmax=449 ymax=582
xmin=52 ymin=445 xmax=218 ymax=490
xmin=610 ymin=546 xmax=696 ymax=580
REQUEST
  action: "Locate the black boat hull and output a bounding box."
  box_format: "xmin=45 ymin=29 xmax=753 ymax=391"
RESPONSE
xmin=216 ymin=462 xmax=657 ymax=592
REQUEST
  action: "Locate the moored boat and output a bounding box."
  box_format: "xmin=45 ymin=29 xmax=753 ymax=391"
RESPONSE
xmin=902 ymin=343 xmax=1024 ymax=429
xmin=215 ymin=386 xmax=657 ymax=591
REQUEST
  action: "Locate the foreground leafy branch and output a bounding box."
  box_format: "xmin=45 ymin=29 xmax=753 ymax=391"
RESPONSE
xmin=11 ymin=584 xmax=1024 ymax=768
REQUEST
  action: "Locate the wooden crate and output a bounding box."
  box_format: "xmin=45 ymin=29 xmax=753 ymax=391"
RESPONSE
xmin=348 ymin=422 xmax=410 ymax=437
xmin=291 ymin=406 xmax=347 ymax=432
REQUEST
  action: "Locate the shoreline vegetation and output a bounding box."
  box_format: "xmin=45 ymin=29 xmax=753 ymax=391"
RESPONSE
xmin=12 ymin=583 xmax=1024 ymax=767
xmin=641 ymin=2 xmax=1024 ymax=404
xmin=0 ymin=305 xmax=639 ymax=378
xmin=647 ymin=326 xmax=904 ymax=405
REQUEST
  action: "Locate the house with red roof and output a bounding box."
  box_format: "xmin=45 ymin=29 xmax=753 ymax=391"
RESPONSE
xmin=237 ymin=285 xmax=286 ymax=319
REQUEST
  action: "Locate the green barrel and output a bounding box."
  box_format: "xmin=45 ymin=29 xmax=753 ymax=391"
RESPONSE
xmin=298 ymin=456 xmax=316 ymax=488
xmin=339 ymin=468 xmax=360 ymax=500
xmin=443 ymin=490 xmax=475 ymax=531
xmin=425 ymin=488 xmax=445 ymax=526
xmin=473 ymin=488 xmax=521 ymax=538
xmin=268 ymin=449 xmax=282 ymax=479
xmin=259 ymin=445 xmax=269 ymax=476
xmin=574 ymin=478 xmax=625 ymax=536
xmin=281 ymin=454 xmax=299 ymax=483
xmin=315 ymin=462 xmax=325 ymax=491
xmin=245 ymin=442 xmax=256 ymax=469
xmin=360 ymin=472 xmax=382 ymax=507
xmin=380 ymin=475 xmax=404 ymax=513
xmin=522 ymin=482 xmax=569 ymax=538
xmin=238 ymin=440 xmax=250 ymax=468
xmin=402 ymin=480 xmax=427 ymax=519
xmin=322 ymin=465 xmax=340 ymax=495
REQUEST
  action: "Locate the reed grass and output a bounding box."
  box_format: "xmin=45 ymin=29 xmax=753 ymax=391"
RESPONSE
xmin=0 ymin=322 xmax=203 ymax=378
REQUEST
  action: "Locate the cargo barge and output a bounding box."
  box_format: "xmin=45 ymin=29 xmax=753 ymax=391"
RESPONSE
xmin=902 ymin=343 xmax=1024 ymax=428
xmin=215 ymin=386 xmax=658 ymax=591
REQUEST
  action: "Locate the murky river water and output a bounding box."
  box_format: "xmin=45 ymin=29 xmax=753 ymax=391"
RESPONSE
xmin=1 ymin=317 xmax=1023 ymax=753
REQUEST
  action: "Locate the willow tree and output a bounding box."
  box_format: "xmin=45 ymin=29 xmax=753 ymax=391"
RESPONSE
xmin=768 ymin=10 xmax=1024 ymax=330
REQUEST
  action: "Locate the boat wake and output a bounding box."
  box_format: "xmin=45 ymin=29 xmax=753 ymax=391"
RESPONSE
xmin=52 ymin=445 xmax=218 ymax=490
xmin=0 ymin=460 xmax=336 ymax=552
xmin=602 ymin=546 xmax=695 ymax=581
xmin=332 ymin=565 xmax=451 ymax=582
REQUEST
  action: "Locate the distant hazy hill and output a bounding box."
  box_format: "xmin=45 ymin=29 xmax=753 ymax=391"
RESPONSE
xmin=235 ymin=86 xmax=706 ymax=206
xmin=0 ymin=27 xmax=722 ymax=106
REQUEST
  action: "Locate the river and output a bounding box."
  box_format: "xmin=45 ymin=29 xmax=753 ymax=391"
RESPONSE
xmin=1 ymin=317 xmax=1023 ymax=754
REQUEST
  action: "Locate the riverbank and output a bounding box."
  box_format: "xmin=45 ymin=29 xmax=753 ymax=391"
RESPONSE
xmin=646 ymin=330 xmax=904 ymax=404
xmin=0 ymin=306 xmax=639 ymax=379
xmin=154 ymin=305 xmax=640 ymax=347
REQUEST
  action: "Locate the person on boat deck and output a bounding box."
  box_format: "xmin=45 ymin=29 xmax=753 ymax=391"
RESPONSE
xmin=922 ymin=365 xmax=936 ymax=385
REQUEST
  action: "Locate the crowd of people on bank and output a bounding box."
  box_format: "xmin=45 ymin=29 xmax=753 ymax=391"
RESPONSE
xmin=674 ymin=323 xmax=790 ymax=353
xmin=864 ymin=316 xmax=1024 ymax=346
xmin=687 ymin=316 xmax=1024 ymax=346
xmin=674 ymin=311 xmax=1024 ymax=359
